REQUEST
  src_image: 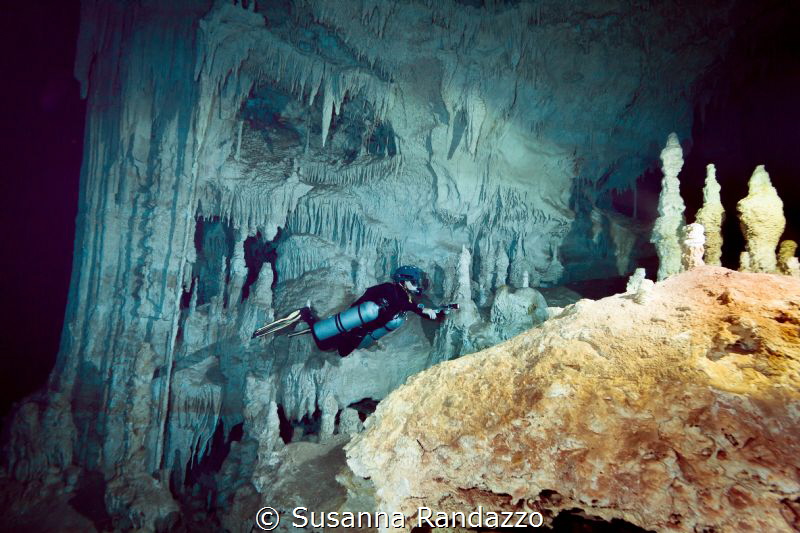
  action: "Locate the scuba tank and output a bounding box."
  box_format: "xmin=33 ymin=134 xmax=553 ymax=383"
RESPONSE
xmin=312 ymin=301 xmax=381 ymax=342
xmin=358 ymin=313 xmax=406 ymax=349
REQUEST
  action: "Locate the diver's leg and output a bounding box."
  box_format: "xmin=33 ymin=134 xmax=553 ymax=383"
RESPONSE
xmin=299 ymin=306 xmax=318 ymax=326
xmin=335 ymin=333 xmax=364 ymax=358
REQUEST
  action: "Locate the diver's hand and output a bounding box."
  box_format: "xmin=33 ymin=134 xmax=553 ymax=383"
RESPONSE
xmin=422 ymin=308 xmax=438 ymax=320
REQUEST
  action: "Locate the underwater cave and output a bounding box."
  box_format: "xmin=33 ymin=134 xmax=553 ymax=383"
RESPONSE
xmin=1 ymin=0 xmax=799 ymax=531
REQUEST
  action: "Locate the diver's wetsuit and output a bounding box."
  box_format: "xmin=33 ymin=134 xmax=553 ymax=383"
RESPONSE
xmin=310 ymin=282 xmax=427 ymax=357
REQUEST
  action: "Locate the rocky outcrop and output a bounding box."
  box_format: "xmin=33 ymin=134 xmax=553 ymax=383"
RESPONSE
xmin=347 ymin=267 xmax=800 ymax=532
xmin=737 ymin=165 xmax=786 ymax=273
xmin=651 ymin=133 xmax=687 ymax=280
xmin=695 ymin=164 xmax=725 ymax=266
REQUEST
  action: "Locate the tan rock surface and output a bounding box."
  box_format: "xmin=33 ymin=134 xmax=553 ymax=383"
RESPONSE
xmin=346 ymin=266 xmax=800 ymax=532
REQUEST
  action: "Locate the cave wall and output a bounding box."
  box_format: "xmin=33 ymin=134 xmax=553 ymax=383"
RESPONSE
xmin=2 ymin=0 xmax=749 ymax=522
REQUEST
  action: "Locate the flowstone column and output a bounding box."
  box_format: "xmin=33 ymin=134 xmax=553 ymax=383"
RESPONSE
xmin=736 ymin=165 xmax=786 ymax=273
xmin=694 ymin=164 xmax=724 ymax=265
xmin=650 ymin=133 xmax=686 ymax=280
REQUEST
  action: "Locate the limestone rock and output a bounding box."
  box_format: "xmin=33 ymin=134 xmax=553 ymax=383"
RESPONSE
xmin=681 ymin=222 xmax=706 ymax=270
xmin=694 ymin=164 xmax=725 ymax=266
xmin=650 ymin=133 xmax=687 ymax=280
xmin=338 ymin=408 xmax=364 ymax=436
xmin=105 ymin=473 xmax=179 ymax=531
xmin=346 ymin=266 xmax=800 ymax=532
xmin=737 ymin=165 xmax=786 ymax=273
xmin=489 ymin=285 xmax=549 ymax=331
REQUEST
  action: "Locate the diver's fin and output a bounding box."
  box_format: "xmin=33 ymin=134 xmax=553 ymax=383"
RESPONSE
xmin=252 ymin=309 xmax=303 ymax=338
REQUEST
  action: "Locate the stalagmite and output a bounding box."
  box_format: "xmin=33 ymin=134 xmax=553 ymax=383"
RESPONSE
xmin=227 ymin=231 xmax=248 ymax=305
xmin=694 ymin=164 xmax=724 ymax=265
xmin=493 ymin=247 xmax=509 ymax=289
xmin=778 ymin=240 xmax=798 ymax=275
xmin=625 ymin=267 xmax=647 ymax=293
xmin=430 ymin=246 xmax=480 ymax=362
xmin=786 ymin=258 xmax=800 ymax=278
xmin=625 ymin=267 xmax=654 ymax=304
xmin=736 ymin=165 xmax=786 ymax=273
xmin=740 ymin=251 xmax=752 ymax=272
xmin=681 ymin=223 xmax=706 ymax=270
xmin=243 ymin=376 xmax=283 ymax=459
xmin=650 ymin=133 xmax=686 ymax=280
xmin=319 ymin=394 xmax=339 ymax=442
xmin=633 ymin=278 xmax=655 ymax=305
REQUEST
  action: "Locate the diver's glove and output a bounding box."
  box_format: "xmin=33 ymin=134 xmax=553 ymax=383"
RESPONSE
xmin=422 ymin=308 xmax=438 ymax=319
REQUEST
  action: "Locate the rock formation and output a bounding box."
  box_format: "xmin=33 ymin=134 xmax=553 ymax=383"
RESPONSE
xmin=787 ymin=258 xmax=800 ymax=278
xmin=737 ymin=165 xmax=786 ymax=273
xmin=625 ymin=267 xmax=655 ymax=305
xmin=778 ymin=240 xmax=798 ymax=276
xmin=651 ymin=133 xmax=687 ymax=280
xmin=740 ymin=251 xmax=752 ymax=272
xmin=625 ymin=267 xmax=647 ymax=293
xmin=681 ymin=222 xmax=706 ymax=270
xmin=347 ymin=267 xmax=800 ymax=532
xmin=694 ymin=164 xmax=725 ymax=265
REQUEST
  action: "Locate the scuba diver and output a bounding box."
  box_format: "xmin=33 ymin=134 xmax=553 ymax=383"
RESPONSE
xmin=252 ymin=265 xmax=458 ymax=357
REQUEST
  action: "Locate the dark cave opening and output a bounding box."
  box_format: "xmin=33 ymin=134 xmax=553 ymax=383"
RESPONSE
xmin=410 ymin=507 xmax=653 ymax=533
xmin=347 ymin=397 xmax=380 ymax=422
xmin=275 ymin=403 xmax=324 ymax=444
xmin=241 ymin=228 xmax=282 ymax=301
xmin=276 ymin=403 xmax=294 ymax=444
xmin=179 ymin=279 xmax=193 ymax=310
xmin=295 ymin=406 xmax=323 ymax=440
xmin=610 ymin=167 xmax=663 ymax=224
xmin=182 ymin=421 xmax=243 ymax=500
xmin=0 ymin=0 xmax=84 ymax=419
xmin=68 ymin=470 xmax=113 ymax=532
xmin=243 ymin=75 xmax=397 ymax=170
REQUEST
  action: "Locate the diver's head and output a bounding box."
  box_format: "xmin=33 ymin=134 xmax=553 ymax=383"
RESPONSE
xmin=392 ymin=265 xmax=429 ymax=295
